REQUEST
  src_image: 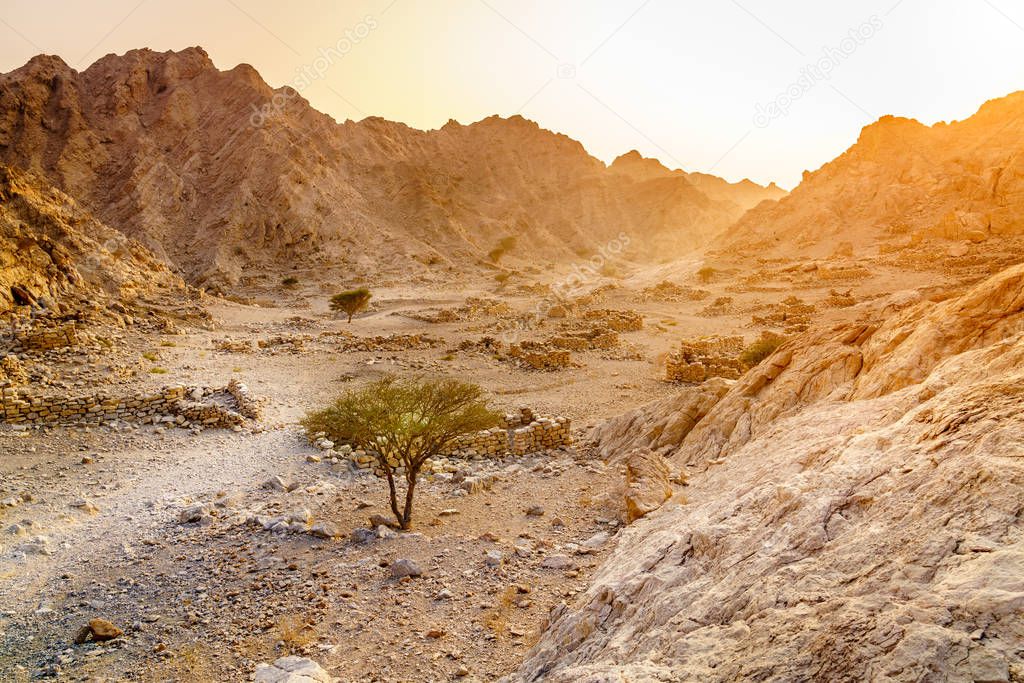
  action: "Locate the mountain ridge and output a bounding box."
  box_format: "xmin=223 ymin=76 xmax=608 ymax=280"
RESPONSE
xmin=0 ymin=46 xmax=783 ymax=287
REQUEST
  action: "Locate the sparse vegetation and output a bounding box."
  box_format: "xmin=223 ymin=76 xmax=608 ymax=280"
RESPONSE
xmin=488 ymin=236 xmax=517 ymax=263
xmin=302 ymin=375 xmax=499 ymax=529
xmin=739 ymin=334 xmax=786 ymax=367
xmin=149 ymin=367 xmax=168 ymax=374
xmin=330 ymin=287 xmax=372 ymax=323
xmin=275 ymin=614 xmax=318 ymax=652
xmin=281 ymin=276 xmax=299 ymax=287
xmin=142 ymin=351 xmax=159 ymax=362
xmin=697 ymin=266 xmax=717 ymax=283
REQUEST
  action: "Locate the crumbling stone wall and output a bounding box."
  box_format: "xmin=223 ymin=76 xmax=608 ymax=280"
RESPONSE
xmin=0 ymin=355 xmax=27 ymax=385
xmin=583 ymin=309 xmax=643 ymax=332
xmin=0 ymin=382 xmax=258 ymax=429
xmin=5 ymin=319 xmax=81 ymax=353
xmin=227 ymin=378 xmax=262 ymax=420
xmin=549 ymin=327 xmax=619 ymax=351
xmin=508 ymin=342 xmax=572 ymax=370
xmin=666 ymin=335 xmax=747 ymax=383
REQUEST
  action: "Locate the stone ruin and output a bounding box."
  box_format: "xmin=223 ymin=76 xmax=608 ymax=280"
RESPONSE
xmin=666 ymin=335 xmax=747 ymax=383
xmin=582 ymin=308 xmax=644 ymax=332
xmin=0 ymin=378 xmax=261 ymax=430
xmin=507 ymin=342 xmax=572 ymax=370
xmin=333 ymin=406 xmax=572 ymax=476
xmin=0 ymin=355 xmax=28 ymax=385
xmin=4 ymin=317 xmax=84 ymax=354
xmin=751 ymin=296 xmax=815 ymax=334
xmin=638 ymin=281 xmax=711 ymax=303
xmin=548 ymin=326 xmax=619 ymax=351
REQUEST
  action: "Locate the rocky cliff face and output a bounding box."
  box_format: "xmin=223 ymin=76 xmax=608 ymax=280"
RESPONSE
xmin=717 ymin=92 xmax=1024 ymax=259
xmin=0 ymin=164 xmax=183 ymax=314
xmin=0 ymin=48 xmax=783 ymax=286
xmin=512 ymin=264 xmax=1024 ymax=682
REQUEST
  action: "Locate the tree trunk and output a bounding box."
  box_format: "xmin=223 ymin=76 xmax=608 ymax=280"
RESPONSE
xmin=381 ymin=458 xmax=403 ymax=527
xmin=347 ymin=311 xmax=353 ymax=323
xmin=400 ymin=469 xmax=418 ymax=530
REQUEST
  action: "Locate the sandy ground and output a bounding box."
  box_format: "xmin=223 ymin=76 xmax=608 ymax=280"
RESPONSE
xmin=0 ymin=257 xmax=979 ymax=681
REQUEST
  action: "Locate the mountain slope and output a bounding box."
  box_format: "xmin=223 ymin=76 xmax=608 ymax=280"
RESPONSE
xmin=512 ymin=265 xmax=1024 ymax=682
xmin=716 ymin=92 xmax=1024 ymax=258
xmin=0 ymin=47 xmax=783 ymax=286
xmin=0 ymin=163 xmax=185 ymax=314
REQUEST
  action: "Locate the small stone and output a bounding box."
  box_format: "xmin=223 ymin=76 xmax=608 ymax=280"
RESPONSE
xmin=70 ymin=498 xmax=100 ymax=514
xmin=305 ymin=454 xmax=321 ymax=463
xmin=525 ymin=505 xmax=545 ymax=517
xmin=436 ymin=588 xmax=454 ymax=600
xmin=455 ymin=665 xmax=470 ymax=677
xmin=178 ymin=505 xmax=208 ymax=524
xmin=369 ymin=514 xmax=393 ymax=528
xmin=350 ymin=528 xmax=376 ymax=544
xmin=77 ymin=618 xmax=122 ymax=643
xmin=309 ymin=523 xmax=338 ymax=539
xmin=541 ymin=554 xmax=574 ymax=570
xmin=264 ymin=475 xmax=297 ymax=492
xmin=484 ymin=550 xmax=503 ymax=567
xmin=390 ymin=558 xmax=423 ymax=579
xmin=254 ymin=656 xmax=331 ymax=683
xmin=426 ymin=628 xmax=445 ymax=638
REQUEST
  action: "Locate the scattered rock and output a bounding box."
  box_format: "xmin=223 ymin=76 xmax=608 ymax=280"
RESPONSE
xmin=540 ymin=554 xmax=574 ymax=570
xmin=254 ymin=656 xmax=332 ymax=683
xmin=390 ymin=558 xmax=423 ymax=579
xmin=264 ymin=475 xmax=298 ymax=492
xmin=309 ymin=523 xmax=338 ymax=539
xmin=74 ymin=618 xmax=123 ymax=644
xmin=525 ymin=505 xmax=545 ymax=517
xmin=624 ymin=448 xmax=673 ymax=524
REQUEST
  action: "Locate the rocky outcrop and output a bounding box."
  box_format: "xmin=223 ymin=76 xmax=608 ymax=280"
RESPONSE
xmin=0 ymin=164 xmax=184 ymax=315
xmin=623 ymin=449 xmax=673 ymax=524
xmin=589 ymin=378 xmax=732 ymax=460
xmin=510 ymin=264 xmax=1024 ymax=682
xmin=0 ymin=48 xmax=784 ymax=285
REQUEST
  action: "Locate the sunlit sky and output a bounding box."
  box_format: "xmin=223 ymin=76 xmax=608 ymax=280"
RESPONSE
xmin=2 ymin=0 xmax=1023 ymax=188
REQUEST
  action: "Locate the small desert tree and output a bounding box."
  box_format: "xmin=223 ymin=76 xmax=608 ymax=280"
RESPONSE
xmin=302 ymin=376 xmax=500 ymax=529
xmin=739 ymin=333 xmax=786 ymax=367
xmin=697 ymin=266 xmax=717 ymax=284
xmin=330 ymin=287 xmax=372 ymax=323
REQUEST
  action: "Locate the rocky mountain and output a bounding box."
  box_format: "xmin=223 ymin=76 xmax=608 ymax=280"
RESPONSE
xmin=716 ymin=91 xmax=1024 ymax=259
xmin=0 ymin=47 xmax=783 ymax=286
xmin=512 ymin=265 xmax=1024 ymax=681
xmin=0 ymin=163 xmax=184 ymax=315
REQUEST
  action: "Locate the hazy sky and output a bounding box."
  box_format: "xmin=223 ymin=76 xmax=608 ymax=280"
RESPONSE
xmin=2 ymin=0 xmax=1023 ymax=188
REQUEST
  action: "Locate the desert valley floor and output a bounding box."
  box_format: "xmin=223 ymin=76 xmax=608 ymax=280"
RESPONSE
xmin=3 ymin=243 xmax=1022 ymax=681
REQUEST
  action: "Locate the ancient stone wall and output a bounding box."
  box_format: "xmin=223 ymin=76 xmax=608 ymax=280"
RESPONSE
xmin=227 ymin=379 xmax=262 ymax=420
xmin=666 ymin=335 xmax=747 ymax=383
xmin=5 ymin=319 xmax=81 ymax=354
xmin=508 ymin=343 xmax=572 ymax=370
xmin=582 ymin=309 xmax=643 ymax=332
xmin=0 ymin=382 xmax=258 ymax=429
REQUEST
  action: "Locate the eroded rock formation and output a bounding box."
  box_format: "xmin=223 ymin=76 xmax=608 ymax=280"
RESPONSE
xmin=513 ymin=264 xmax=1024 ymax=682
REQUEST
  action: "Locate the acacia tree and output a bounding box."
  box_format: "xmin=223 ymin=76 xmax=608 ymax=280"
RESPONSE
xmin=330 ymin=287 xmax=372 ymax=323
xmin=302 ymin=375 xmax=499 ymax=529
